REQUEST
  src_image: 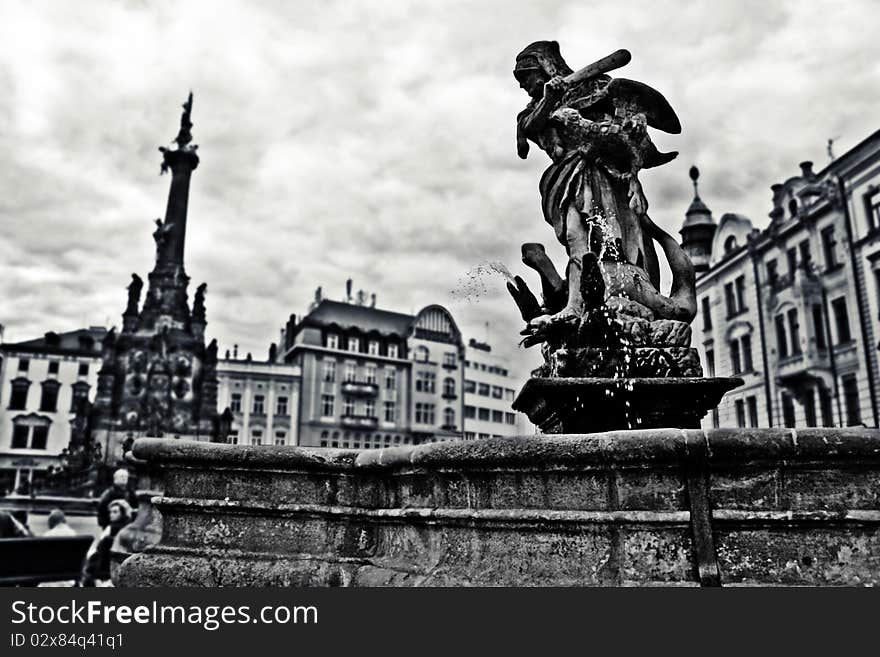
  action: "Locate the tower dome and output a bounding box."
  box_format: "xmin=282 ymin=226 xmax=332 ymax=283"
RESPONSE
xmin=679 ymin=165 xmax=717 ymax=274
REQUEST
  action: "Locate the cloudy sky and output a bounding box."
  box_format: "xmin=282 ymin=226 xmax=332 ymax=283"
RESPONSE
xmin=1 ymin=0 xmax=878 ymax=376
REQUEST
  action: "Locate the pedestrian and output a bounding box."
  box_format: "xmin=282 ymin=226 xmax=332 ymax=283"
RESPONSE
xmin=43 ymin=509 xmax=76 ymax=537
xmin=96 ymin=469 xmax=137 ymax=529
xmin=80 ymin=499 xmax=132 ymax=586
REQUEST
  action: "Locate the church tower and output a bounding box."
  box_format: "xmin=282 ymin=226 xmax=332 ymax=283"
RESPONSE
xmin=92 ymin=94 xmax=220 ymax=454
xmin=679 ymin=165 xmax=717 ymax=274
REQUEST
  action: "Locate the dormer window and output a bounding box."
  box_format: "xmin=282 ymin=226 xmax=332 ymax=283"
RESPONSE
xmin=788 ymin=198 xmax=798 ymax=218
xmin=347 ymin=337 xmax=360 ymax=352
xmin=723 ymin=235 xmax=737 ymax=254
xmin=326 ymin=333 xmax=339 ymax=349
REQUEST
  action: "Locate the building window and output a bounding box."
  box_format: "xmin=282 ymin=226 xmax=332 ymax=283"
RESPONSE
xmin=326 ymin=333 xmax=339 ymax=350
xmin=32 ymin=425 xmax=49 ymax=450
xmin=701 ymin=297 xmax=712 ymax=331
xmin=78 ymin=362 xmax=89 ymax=376
xmin=724 ymin=235 xmax=737 ymax=253
xmin=275 ymin=431 xmax=286 ymax=446
xmin=705 ymin=348 xmax=715 ymax=377
xmin=230 ymin=393 xmax=242 ymax=413
xmin=477 ymin=383 xmax=490 ymax=396
xmin=804 ymin=389 xmax=817 ymax=428
xmin=416 ymin=371 xmax=436 ymax=393
xmin=344 ymin=363 xmax=357 ymax=382
xmin=781 ymin=392 xmax=796 ymax=428
xmin=8 ymin=379 xmax=30 ymax=410
xmin=70 ymin=382 xmax=90 ymax=412
xmin=343 ymin=397 xmax=355 ymax=416
xmin=415 ymin=403 xmax=435 ymax=424
xmin=478 ymin=407 xmax=490 ymax=421
xmin=384 ymin=368 xmax=396 ymax=390
xmin=228 ymin=430 xmax=239 ymax=445
xmin=464 ymin=379 xmax=476 ymax=393
xmin=735 ymin=399 xmax=746 ymax=428
xmin=323 ymin=360 xmax=336 ymax=383
xmin=39 ymin=380 xmax=61 ymax=412
xmin=251 ymin=429 xmax=263 ymax=446
xmin=364 ymin=399 xmax=375 ymax=418
xmin=775 ymin=315 xmax=788 ymax=358
xmin=799 ymin=240 xmax=812 ymax=270
xmin=812 ymin=304 xmax=827 ymax=350
xmin=11 ymin=425 xmax=30 ymax=449
xmin=465 ymin=432 xmax=475 ymax=440
xmin=491 ymin=386 xmax=503 ymax=399
xmin=464 ymin=405 xmax=476 ymax=419
xmin=831 ymin=297 xmax=852 ymax=343
xmin=786 ymin=247 xmax=798 ymax=278
xmin=821 ymin=226 xmax=838 ymax=269
xmin=365 ymin=364 xmax=377 ymax=385
xmin=252 ymin=395 xmax=265 ymax=415
xmin=842 ymin=374 xmax=861 ymax=426
xmin=47 ymin=360 xmax=59 ymax=375
xmin=741 ymin=335 xmax=753 ymax=371
xmin=766 ymin=259 xmax=778 ymax=287
xmin=864 ymin=188 xmax=880 ymax=232
xmin=348 ymin=337 xmax=360 ymax=353
xmin=505 ymin=412 xmax=516 ymax=425
xmin=443 ymin=377 xmax=456 ymax=397
xmin=819 ymin=387 xmax=833 ymax=427
xmin=443 ymin=408 xmax=455 ymax=429
xmin=443 ymin=352 xmax=457 ymax=368
xmin=414 ymin=346 xmax=429 ymax=362
xmin=730 ymin=340 xmax=741 ymax=375
xmin=276 ymin=396 xmax=288 ymax=416
xmin=787 ymin=309 xmax=802 ymax=355
xmin=384 ymin=400 xmax=396 ymax=423
xmin=18 ymin=359 xmax=30 ymax=373
xmin=735 ymin=275 xmax=746 ymax=312
xmin=387 ymin=344 xmax=399 ymax=359
xmin=724 ymin=282 xmax=736 ymax=317
xmin=746 ymin=396 xmax=759 ymax=428
xmin=368 ymin=340 xmax=380 ymax=356
xmin=491 ymin=409 xmax=503 ymax=423
xmin=321 ymin=395 xmax=334 ymax=417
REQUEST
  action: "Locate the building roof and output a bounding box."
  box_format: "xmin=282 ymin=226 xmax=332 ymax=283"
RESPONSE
xmin=302 ymin=300 xmax=415 ymax=337
xmin=1 ymin=326 xmax=107 ymax=357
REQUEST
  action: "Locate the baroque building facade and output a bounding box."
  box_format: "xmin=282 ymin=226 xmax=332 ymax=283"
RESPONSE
xmin=683 ymin=129 xmax=880 ymax=429
xmin=0 ymin=328 xmax=105 ymax=494
xmin=279 ymin=286 xmax=466 ymax=449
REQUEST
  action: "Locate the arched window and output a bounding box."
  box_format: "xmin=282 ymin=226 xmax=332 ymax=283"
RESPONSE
xmin=414 ymin=345 xmax=430 ymax=362
xmin=724 ymin=235 xmax=738 ymax=254
xmin=788 ymin=198 xmax=798 ymax=217
xmin=443 ymin=407 xmax=456 ymax=429
xmin=443 ymin=377 xmax=456 ymax=398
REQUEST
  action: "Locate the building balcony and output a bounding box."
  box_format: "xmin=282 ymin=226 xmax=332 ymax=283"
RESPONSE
xmin=442 ymin=392 xmax=458 ymax=401
xmin=340 ymin=414 xmax=379 ymax=429
xmin=340 ymin=381 xmax=379 ymax=397
xmin=775 ymin=350 xmax=831 ymax=389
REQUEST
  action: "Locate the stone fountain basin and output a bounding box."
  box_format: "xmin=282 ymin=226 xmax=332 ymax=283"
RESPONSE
xmin=513 ymin=376 xmax=743 ymax=433
xmin=116 ymin=428 xmax=880 ymax=587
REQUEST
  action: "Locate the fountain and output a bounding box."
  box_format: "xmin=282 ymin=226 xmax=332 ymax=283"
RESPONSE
xmin=117 ymin=43 xmax=880 ymax=587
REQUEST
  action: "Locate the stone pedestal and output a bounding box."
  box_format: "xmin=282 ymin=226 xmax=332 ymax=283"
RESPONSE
xmin=513 ymin=376 xmax=743 ymax=433
xmin=117 ymin=429 xmax=880 ymax=587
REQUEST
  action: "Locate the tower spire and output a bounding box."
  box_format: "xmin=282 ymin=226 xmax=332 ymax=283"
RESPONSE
xmin=679 ymin=165 xmax=716 ymax=275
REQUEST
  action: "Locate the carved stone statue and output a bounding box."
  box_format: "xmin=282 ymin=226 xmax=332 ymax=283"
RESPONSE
xmin=126 ymin=274 xmax=143 ymax=315
xmin=512 ymin=41 xmax=696 ymax=340
xmin=193 ymin=282 xmax=207 ymax=321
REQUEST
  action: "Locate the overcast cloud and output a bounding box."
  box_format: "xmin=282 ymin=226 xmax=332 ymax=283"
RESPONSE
xmin=1 ymin=0 xmax=878 ymax=377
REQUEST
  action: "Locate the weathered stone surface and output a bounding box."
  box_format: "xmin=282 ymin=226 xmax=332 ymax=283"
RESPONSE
xmin=647 ymin=319 xmax=692 ymax=347
xmin=606 ymin=296 xmax=655 ymax=321
xmin=116 ymin=429 xmax=880 ymax=587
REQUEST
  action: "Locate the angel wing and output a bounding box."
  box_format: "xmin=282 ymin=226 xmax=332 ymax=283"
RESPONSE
xmin=566 ymin=77 xmax=682 ymax=134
